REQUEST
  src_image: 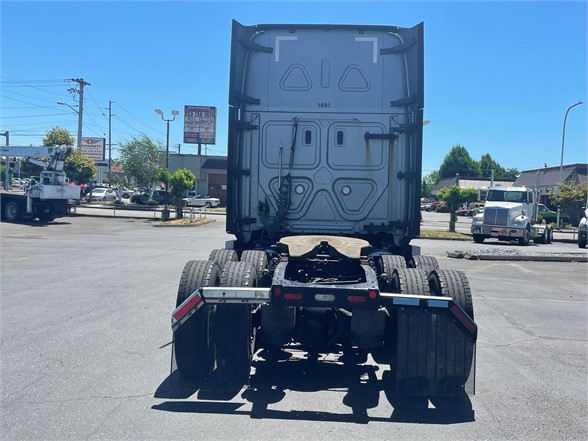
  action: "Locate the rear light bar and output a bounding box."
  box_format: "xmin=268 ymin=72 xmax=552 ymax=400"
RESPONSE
xmin=171 ymin=288 xmax=476 ymax=337
xmin=271 ymin=286 xmax=380 ymax=306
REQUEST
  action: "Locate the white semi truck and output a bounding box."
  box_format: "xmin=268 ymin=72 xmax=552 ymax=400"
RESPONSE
xmin=1 ymin=145 xmax=80 ymax=222
xmin=471 ymin=186 xmax=553 ymax=245
xmin=169 ymin=20 xmax=477 ymax=401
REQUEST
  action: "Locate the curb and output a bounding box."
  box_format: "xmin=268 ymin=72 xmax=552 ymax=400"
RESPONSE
xmin=419 ymin=235 xmax=576 ymax=244
xmin=153 ymin=219 xmax=216 ymax=228
xmin=447 ymin=251 xmax=587 ymax=262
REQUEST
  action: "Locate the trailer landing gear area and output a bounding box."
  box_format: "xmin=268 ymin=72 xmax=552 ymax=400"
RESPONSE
xmin=167 ymin=236 xmax=477 ymax=414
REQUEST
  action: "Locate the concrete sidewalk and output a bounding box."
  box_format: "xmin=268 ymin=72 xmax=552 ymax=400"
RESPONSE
xmin=71 ymin=203 xmax=221 ymax=220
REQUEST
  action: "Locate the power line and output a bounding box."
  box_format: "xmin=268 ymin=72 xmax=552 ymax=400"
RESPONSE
xmin=0 ymin=94 xmax=62 ymax=109
xmin=0 ymin=77 xmax=68 ymax=96
xmin=2 ymin=112 xmax=72 ymax=119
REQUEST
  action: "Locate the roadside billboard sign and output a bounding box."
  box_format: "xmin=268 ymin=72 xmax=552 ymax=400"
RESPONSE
xmin=184 ymin=106 xmax=216 ymax=144
xmin=81 ymin=137 xmax=105 ymax=161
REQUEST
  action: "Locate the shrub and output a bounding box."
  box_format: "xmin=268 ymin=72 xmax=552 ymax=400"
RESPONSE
xmin=538 ymin=212 xmax=569 ymax=225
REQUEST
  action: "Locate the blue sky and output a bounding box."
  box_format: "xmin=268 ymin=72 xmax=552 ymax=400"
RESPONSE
xmin=1 ymin=0 xmax=586 ymax=176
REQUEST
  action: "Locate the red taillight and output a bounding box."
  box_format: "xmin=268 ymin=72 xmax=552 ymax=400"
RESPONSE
xmin=368 ymin=290 xmax=378 ymax=299
xmin=284 ymin=293 xmax=303 ymax=301
xmin=347 ymin=295 xmax=367 ymax=303
xmin=173 ymin=293 xmax=202 ymax=322
xmin=273 ymin=287 xmax=282 ymax=296
xmin=449 ymin=305 xmax=477 ymax=334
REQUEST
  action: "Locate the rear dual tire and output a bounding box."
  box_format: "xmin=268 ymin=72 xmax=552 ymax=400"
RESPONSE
xmin=174 ymin=260 xmax=221 ymax=384
xmin=428 ymin=269 xmax=475 ymax=390
xmin=214 ymin=261 xmax=257 ymax=388
xmin=428 ymin=269 xmax=474 ymax=319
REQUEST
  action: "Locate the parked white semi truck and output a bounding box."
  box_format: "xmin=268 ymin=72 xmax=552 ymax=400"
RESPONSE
xmin=1 ymin=145 xmax=80 ymax=222
xmin=170 ymin=20 xmax=477 ymax=401
xmin=471 ymin=186 xmax=553 ymax=245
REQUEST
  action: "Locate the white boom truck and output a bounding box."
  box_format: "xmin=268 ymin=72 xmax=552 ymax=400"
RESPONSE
xmin=471 ymin=186 xmax=553 ymax=245
xmin=1 ymin=145 xmax=80 ymax=222
xmin=170 ymin=20 xmax=477 ymax=401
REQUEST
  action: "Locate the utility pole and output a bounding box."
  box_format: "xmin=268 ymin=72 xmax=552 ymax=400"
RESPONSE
xmin=175 ymin=143 xmax=181 ymax=154
xmin=69 ymin=78 xmax=91 ymax=148
xmin=108 ymin=101 xmax=113 ymax=184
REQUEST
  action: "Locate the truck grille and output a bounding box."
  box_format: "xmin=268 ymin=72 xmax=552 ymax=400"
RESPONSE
xmin=484 ymin=207 xmax=508 ymax=226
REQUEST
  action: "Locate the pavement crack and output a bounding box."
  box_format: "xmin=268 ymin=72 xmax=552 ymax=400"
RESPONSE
xmin=86 ymin=400 xmax=127 ymax=440
xmin=6 ymin=393 xmax=153 ymax=405
xmin=478 ymin=338 xmax=538 ymax=349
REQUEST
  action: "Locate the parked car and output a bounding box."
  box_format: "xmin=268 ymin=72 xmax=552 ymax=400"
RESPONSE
xmin=130 ymin=192 xmax=148 ymax=204
xmin=428 ymin=200 xmax=444 ymax=212
xmin=182 ymin=195 xmax=221 ymax=208
xmin=457 ymin=202 xmax=484 ymax=216
xmin=85 ymin=187 xmax=117 ymax=202
xmin=117 ymin=187 xmax=134 ymax=198
xmin=131 ymin=190 xmax=173 ymax=205
xmin=537 ymin=204 xmax=570 ymax=226
xmin=10 ymin=178 xmax=24 ymax=188
xmin=578 ymin=208 xmax=587 ymax=249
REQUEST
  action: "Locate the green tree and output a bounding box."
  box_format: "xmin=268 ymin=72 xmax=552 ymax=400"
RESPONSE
xmin=155 ymin=167 xmax=171 ymax=205
xmin=43 ymin=126 xmax=75 ymax=147
xmin=41 ymin=127 xmax=95 ymax=184
xmin=170 ymin=168 xmax=196 ymax=219
xmin=18 ymin=126 xmax=77 ymax=179
xmin=156 ymin=168 xmax=171 ymax=189
xmin=437 ymin=185 xmax=478 ymax=232
xmin=64 ymin=148 xmax=96 ymax=184
xmin=478 ymin=153 xmax=506 ymax=179
xmin=421 ymin=171 xmax=440 ymax=198
xmin=118 ymin=134 xmax=165 ymax=191
xmin=500 ymin=167 xmax=520 ymax=180
xmin=19 ymin=160 xmax=43 ymax=180
xmin=550 ymin=182 xmax=588 ymax=225
xmin=0 ymin=164 xmax=7 ymax=182
xmin=439 ymin=144 xmax=480 ymax=179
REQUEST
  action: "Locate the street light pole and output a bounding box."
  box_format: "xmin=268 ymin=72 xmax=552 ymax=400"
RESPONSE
xmin=557 ymin=100 xmax=583 ymax=228
xmin=154 ymin=108 xmax=179 ymax=221
xmin=1 ymin=131 xmax=9 ymax=191
xmin=57 ymin=101 xmax=80 ymax=149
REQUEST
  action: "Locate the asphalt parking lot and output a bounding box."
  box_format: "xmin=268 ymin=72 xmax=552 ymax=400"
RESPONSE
xmin=1 ymin=215 xmax=586 ymax=440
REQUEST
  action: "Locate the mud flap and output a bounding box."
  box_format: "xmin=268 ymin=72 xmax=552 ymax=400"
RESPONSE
xmin=394 ymin=308 xmax=476 ymax=397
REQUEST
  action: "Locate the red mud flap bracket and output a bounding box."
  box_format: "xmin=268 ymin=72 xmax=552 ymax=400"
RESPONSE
xmin=381 ymin=293 xmax=477 ymax=397
xmin=171 ymin=287 xmax=270 ymax=332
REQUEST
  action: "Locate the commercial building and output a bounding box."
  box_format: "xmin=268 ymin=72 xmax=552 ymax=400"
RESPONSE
xmin=168 ymin=153 xmax=227 ymax=206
